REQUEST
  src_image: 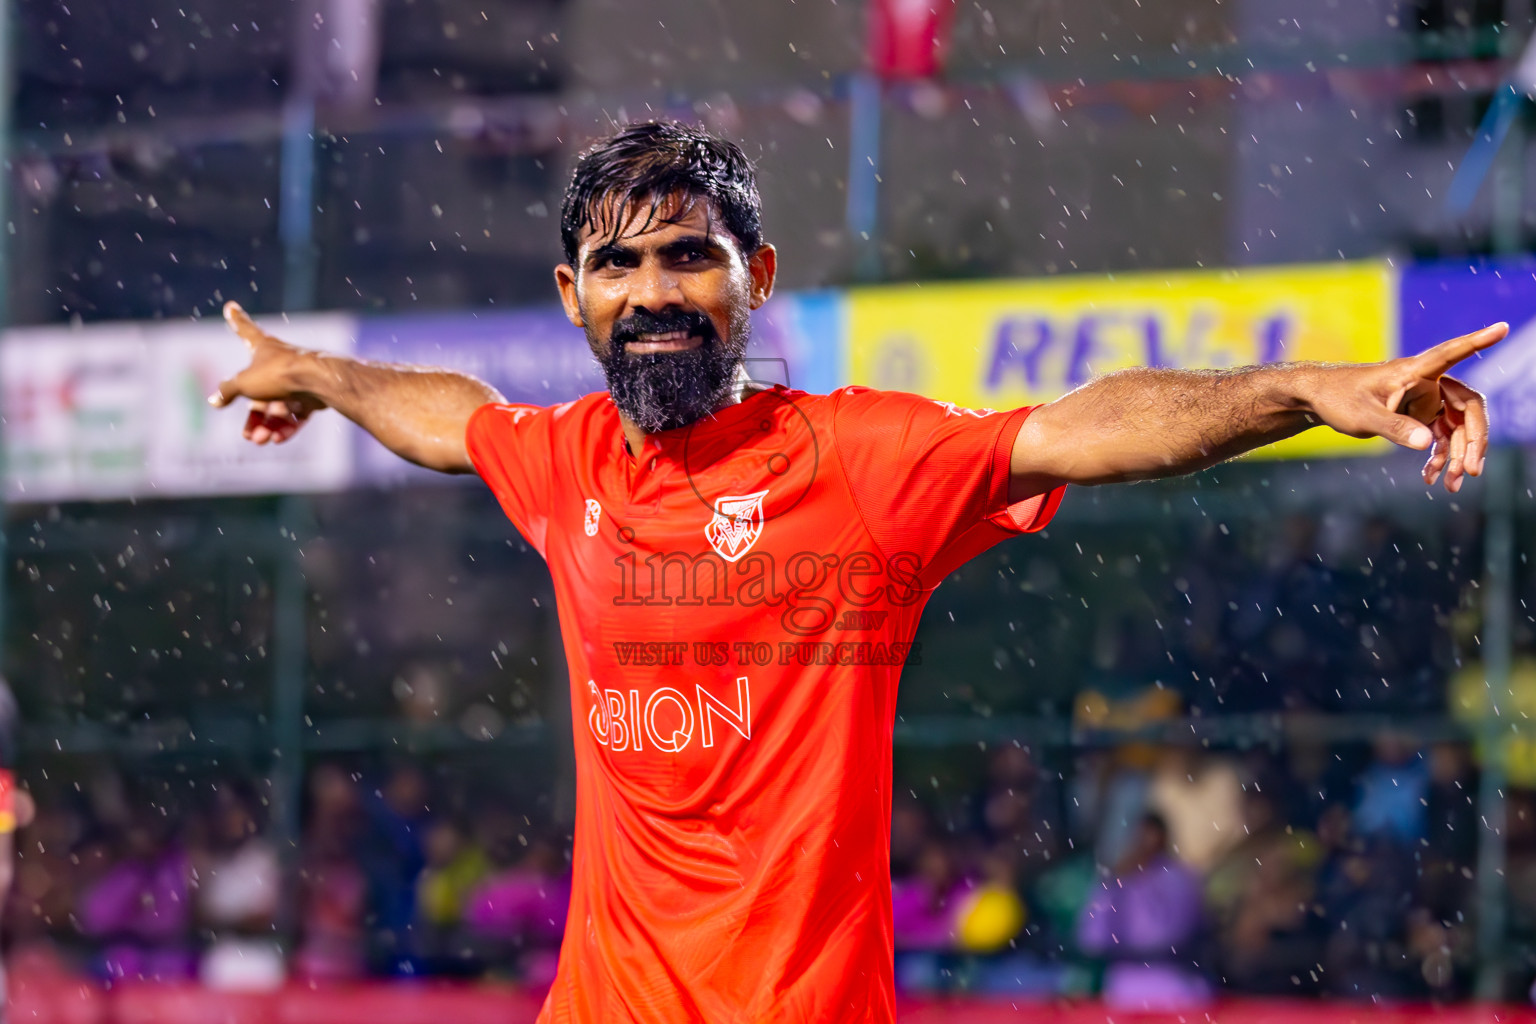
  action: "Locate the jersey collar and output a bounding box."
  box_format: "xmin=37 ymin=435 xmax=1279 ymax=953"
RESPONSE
xmin=616 ymin=383 xmax=790 ymax=461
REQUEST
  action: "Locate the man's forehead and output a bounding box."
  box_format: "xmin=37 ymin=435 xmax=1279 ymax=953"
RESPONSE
xmin=576 ymin=192 xmax=725 ymax=254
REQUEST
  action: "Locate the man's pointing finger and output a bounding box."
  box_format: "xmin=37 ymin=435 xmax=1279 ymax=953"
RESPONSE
xmin=1412 ymin=322 xmax=1507 ymax=378
xmin=222 ymin=300 xmax=266 ymax=348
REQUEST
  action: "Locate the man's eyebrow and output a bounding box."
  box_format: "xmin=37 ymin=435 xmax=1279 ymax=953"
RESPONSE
xmin=583 ymin=241 xmax=633 ymax=266
xmin=658 ymin=234 xmax=731 ymax=259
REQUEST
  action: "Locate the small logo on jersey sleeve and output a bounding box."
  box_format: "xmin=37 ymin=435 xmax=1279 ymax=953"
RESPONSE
xmin=583 ymin=499 xmax=602 ymax=537
xmin=704 ymin=489 xmax=768 ymax=562
xmin=932 ymin=400 xmax=998 ymax=418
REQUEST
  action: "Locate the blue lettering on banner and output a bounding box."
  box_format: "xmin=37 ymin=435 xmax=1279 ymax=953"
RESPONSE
xmin=986 ymin=317 xmax=1054 ymax=391
xmin=985 ymin=310 xmax=1296 ymax=395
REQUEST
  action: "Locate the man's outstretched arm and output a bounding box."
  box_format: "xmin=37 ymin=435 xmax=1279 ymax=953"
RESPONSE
xmin=211 ymin=302 xmax=505 ymax=474
xmin=1009 ymin=323 xmax=1507 ymax=502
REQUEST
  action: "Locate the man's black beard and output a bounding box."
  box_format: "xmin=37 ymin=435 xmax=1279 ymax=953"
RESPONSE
xmin=596 ymin=309 xmax=745 ymax=433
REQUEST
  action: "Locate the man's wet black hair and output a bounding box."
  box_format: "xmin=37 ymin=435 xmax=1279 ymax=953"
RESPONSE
xmin=560 ymin=120 xmax=763 ymax=266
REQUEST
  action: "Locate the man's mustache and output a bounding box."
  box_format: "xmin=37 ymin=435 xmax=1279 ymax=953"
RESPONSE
xmin=609 ymin=310 xmax=716 ymax=349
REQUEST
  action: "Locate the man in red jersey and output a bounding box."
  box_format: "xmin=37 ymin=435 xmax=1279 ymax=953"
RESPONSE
xmin=212 ymin=121 xmax=1501 ymax=1022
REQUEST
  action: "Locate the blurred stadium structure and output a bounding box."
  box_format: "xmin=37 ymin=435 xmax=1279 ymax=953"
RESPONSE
xmin=7 ymin=0 xmax=1536 ymax=1018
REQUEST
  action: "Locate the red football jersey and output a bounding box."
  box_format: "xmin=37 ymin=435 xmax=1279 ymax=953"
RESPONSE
xmin=467 ymin=384 xmax=1063 ymax=1023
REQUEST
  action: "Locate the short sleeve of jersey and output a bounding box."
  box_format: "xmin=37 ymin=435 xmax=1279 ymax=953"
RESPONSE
xmin=833 ymin=387 xmax=1065 ymax=588
xmin=466 ymin=402 xmax=558 ymax=558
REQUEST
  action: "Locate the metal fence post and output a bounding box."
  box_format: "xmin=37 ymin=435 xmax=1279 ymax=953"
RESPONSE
xmin=1475 ymin=445 xmax=1518 ymax=998
xmin=270 ymin=495 xmax=313 ymax=946
xmin=0 ymin=0 xmax=15 ymax=678
xmin=846 ymin=71 xmax=883 ymax=282
xmin=280 ymin=99 xmax=319 ymax=314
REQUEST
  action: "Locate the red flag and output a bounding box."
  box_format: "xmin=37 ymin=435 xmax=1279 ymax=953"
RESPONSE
xmin=867 ymin=0 xmax=959 ymax=79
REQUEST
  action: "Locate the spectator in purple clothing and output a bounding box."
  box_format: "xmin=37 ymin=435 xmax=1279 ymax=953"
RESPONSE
xmin=889 ymin=838 xmax=969 ymax=994
xmin=464 ymin=826 xmax=571 ymax=987
xmin=890 ymin=840 xmax=965 ymax=954
xmin=1077 ymin=812 xmax=1211 ymax=1010
xmin=79 ymin=812 xmax=195 ymax=982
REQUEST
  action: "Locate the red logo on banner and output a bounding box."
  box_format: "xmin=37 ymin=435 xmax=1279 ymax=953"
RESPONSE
xmin=867 ymin=0 xmax=958 ymax=79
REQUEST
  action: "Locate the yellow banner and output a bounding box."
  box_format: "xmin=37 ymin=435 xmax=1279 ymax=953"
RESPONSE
xmin=847 ymin=262 xmax=1395 ymax=459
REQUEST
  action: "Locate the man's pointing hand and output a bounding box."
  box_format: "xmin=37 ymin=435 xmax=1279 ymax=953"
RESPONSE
xmin=1407 ymin=324 xmax=1504 ymax=491
xmin=211 ymin=301 xmax=326 ymax=445
xmin=1302 ymin=322 xmax=1505 ymax=493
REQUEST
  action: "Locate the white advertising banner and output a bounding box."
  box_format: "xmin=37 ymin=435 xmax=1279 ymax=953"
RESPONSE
xmin=2 ymin=326 xmax=150 ymax=501
xmin=3 ymin=314 xmax=359 ymax=503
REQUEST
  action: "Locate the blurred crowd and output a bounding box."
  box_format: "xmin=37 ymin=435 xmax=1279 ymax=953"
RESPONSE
xmin=5 ymin=762 xmax=571 ymax=990
xmin=888 ymin=734 xmax=1489 ymax=1004
xmin=0 ymin=732 xmax=1505 ymax=1005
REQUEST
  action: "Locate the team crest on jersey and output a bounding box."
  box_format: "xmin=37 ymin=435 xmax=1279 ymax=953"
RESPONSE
xmin=705 ymin=489 xmax=769 ymax=562
xmin=583 ymin=498 xmax=602 ymax=537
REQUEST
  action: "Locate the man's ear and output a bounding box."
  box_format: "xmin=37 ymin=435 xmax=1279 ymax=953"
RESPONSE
xmin=747 ymin=244 xmax=777 ymax=310
xmin=555 ymin=263 xmax=584 ymax=327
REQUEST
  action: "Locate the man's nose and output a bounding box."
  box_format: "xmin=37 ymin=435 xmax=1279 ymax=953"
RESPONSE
xmin=626 ymin=258 xmax=685 ymax=312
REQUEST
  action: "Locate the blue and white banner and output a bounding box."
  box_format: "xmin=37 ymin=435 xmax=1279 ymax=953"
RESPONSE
xmin=1400 ymin=260 xmax=1536 ymax=442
